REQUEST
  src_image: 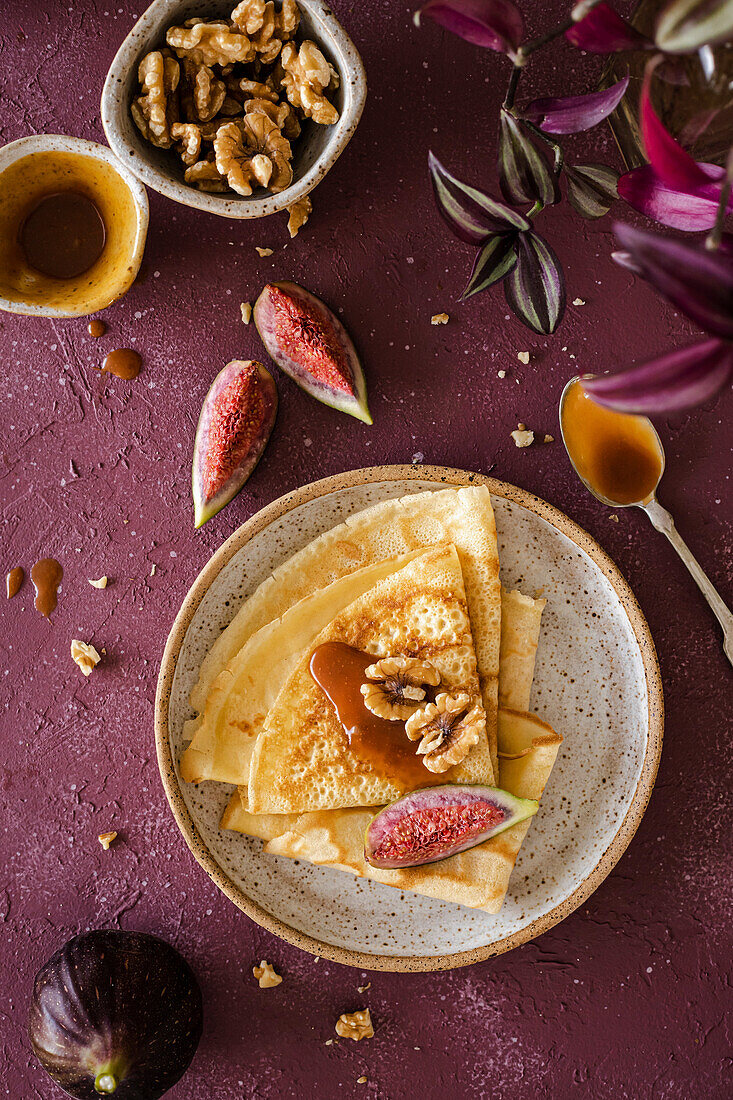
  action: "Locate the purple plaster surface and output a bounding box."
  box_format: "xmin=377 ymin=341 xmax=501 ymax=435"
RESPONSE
xmin=1 ymin=2 xmax=732 ymax=1097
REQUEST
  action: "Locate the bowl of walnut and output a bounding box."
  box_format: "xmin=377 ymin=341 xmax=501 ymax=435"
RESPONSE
xmin=101 ymin=0 xmax=366 ymax=223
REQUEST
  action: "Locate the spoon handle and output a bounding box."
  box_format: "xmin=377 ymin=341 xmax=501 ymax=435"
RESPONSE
xmin=643 ymin=498 xmax=733 ymax=668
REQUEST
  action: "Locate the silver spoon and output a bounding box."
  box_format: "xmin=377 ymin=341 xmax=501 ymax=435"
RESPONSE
xmin=560 ymin=376 xmax=733 ymax=668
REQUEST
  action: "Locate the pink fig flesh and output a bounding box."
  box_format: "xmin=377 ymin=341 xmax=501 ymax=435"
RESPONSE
xmin=253 ymin=281 xmax=372 ymax=424
xmin=364 ymin=784 xmax=538 ymax=868
xmin=192 ymin=359 xmax=277 ymax=528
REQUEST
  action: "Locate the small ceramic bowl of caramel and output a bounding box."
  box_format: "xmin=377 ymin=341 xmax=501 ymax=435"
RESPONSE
xmin=0 ymin=134 xmax=149 ymax=318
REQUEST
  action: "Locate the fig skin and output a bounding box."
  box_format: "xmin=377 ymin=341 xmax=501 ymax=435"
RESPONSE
xmin=192 ymin=358 xmax=277 ymax=528
xmin=364 ymin=784 xmax=539 ymax=869
xmin=253 ymin=281 xmax=372 ymax=424
xmin=28 ymin=929 xmax=203 ymax=1099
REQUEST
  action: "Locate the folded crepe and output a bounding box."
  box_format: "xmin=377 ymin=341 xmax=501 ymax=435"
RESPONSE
xmin=182 ymin=485 xmax=501 ymax=782
xmin=179 ymin=550 xmax=427 ymax=785
xmin=222 ymin=589 xmax=561 ymax=914
xmin=247 ymin=543 xmax=496 ymax=814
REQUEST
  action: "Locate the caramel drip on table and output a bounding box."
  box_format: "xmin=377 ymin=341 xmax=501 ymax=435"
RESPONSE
xmin=102 ymin=349 xmax=142 ymax=380
xmin=31 ymin=558 xmax=63 ymax=618
xmin=6 ymin=567 xmax=24 ymax=599
xmin=88 ymin=319 xmax=106 ymax=338
xmin=310 ymin=641 xmax=445 ymax=792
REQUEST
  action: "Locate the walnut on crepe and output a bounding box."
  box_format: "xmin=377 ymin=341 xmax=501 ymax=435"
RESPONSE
xmin=405 ymin=692 xmax=483 ymax=772
xmin=361 ymin=656 xmax=441 ymax=721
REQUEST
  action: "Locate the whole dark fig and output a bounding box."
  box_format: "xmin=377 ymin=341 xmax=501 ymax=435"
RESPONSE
xmin=192 ymin=358 xmax=277 ymax=528
xmin=254 ymin=281 xmax=372 ymax=424
xmin=29 ymin=929 xmax=203 ymax=1099
xmin=365 ymin=784 xmax=538 ymax=868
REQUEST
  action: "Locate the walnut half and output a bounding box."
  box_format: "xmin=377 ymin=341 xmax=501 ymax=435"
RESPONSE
xmin=280 ymin=40 xmax=339 ymax=125
xmin=335 ymin=1009 xmax=374 ymax=1041
xmin=405 ymin=692 xmax=483 ymax=772
xmin=361 ymin=656 xmax=441 ymax=720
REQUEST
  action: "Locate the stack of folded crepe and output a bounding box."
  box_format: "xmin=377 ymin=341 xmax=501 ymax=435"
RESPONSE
xmin=180 ymin=486 xmax=562 ymax=914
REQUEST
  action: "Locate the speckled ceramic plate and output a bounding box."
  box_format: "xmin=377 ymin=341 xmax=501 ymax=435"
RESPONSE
xmin=156 ymin=466 xmax=663 ymax=971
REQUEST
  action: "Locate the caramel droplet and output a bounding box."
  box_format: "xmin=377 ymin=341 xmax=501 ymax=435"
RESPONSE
xmin=30 ymin=558 xmax=63 ymax=618
xmin=102 ymin=349 xmax=142 ymax=380
xmin=6 ymin=566 xmax=24 ymax=599
xmin=88 ymin=319 xmax=106 ymax=338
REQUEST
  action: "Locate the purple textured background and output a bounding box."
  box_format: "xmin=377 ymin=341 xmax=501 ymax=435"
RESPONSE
xmin=1 ymin=2 xmax=732 ymax=1097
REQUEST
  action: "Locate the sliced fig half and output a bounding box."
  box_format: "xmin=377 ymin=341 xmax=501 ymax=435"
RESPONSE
xmin=192 ymin=359 xmax=277 ymax=528
xmin=254 ymin=280 xmax=372 ymax=424
xmin=364 ymin=784 xmax=538 ymax=869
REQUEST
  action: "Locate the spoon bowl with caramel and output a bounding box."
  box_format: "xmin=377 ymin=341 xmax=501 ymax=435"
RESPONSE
xmin=561 ymin=376 xmax=732 ymax=667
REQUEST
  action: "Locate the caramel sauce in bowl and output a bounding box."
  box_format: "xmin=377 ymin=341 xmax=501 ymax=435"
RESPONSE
xmin=560 ymin=377 xmax=665 ymax=507
xmin=0 ymin=135 xmax=148 ymax=317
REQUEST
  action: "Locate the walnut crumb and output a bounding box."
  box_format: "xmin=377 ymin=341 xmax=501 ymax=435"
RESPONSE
xmin=573 ymin=297 xmax=586 ymax=306
xmin=497 ymin=369 xmax=506 ymax=378
xmin=357 ymin=982 xmax=371 ymax=993
xmin=511 ymin=429 xmax=534 ymax=448
xmin=357 ymin=1079 xmax=368 ymax=1086
xmin=335 ymin=1009 xmax=374 ymax=1041
xmin=287 ymin=194 xmax=312 ymax=237
xmin=610 ymin=514 xmax=619 ymax=522
xmin=98 ymin=831 xmax=117 ymax=850
xmin=240 ymin=301 xmax=252 ymax=324
xmin=88 ymin=576 xmax=108 ymax=589
xmin=324 ymin=1039 xmax=334 ymax=1046
xmin=71 ymin=639 xmax=101 ymax=676
xmin=517 ymin=422 xmax=526 ymax=431
xmin=544 ymin=433 xmax=554 ymax=443
xmin=517 ymin=351 xmax=530 ymax=364
xmin=255 ymin=246 xmax=273 ymax=257
xmin=430 ymin=312 xmax=449 ymax=325
xmin=253 ymin=960 xmax=282 ymax=988
xmin=150 ymin=564 xmax=157 ymax=576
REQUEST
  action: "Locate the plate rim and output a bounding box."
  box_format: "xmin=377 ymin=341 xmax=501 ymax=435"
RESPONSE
xmin=155 ymin=464 xmax=664 ymax=972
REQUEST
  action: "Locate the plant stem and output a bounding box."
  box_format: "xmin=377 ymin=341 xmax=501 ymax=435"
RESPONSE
xmin=705 ymin=147 xmax=733 ymax=251
xmin=520 ymin=119 xmax=565 ymax=173
xmin=503 ymin=64 xmax=522 ymax=110
xmin=519 ymin=0 xmax=605 ymax=59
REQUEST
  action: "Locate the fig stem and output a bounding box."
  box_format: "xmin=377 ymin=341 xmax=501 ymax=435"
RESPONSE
xmin=94 ymin=1073 xmax=118 ymax=1094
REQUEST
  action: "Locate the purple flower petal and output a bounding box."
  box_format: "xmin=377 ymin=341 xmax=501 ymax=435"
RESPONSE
xmin=429 ymin=152 xmax=530 ymax=245
xmin=614 ymin=222 xmax=733 ymax=340
xmin=584 ymin=339 xmax=733 ymax=413
xmin=618 ymin=163 xmax=730 ymax=230
xmin=640 ymin=59 xmax=711 ymax=192
xmin=566 ymin=2 xmax=651 ymax=52
xmin=415 ymin=0 xmax=524 ymax=55
xmin=523 ymin=75 xmax=629 ymax=134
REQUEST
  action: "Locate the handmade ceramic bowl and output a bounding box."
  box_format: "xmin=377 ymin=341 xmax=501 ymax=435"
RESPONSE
xmin=0 ymin=135 xmax=148 ymax=318
xmin=156 ymin=465 xmax=664 ymax=972
xmin=101 ymin=0 xmax=367 ymax=219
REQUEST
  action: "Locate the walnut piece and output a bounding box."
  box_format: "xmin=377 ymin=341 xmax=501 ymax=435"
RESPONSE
xmin=287 ymin=194 xmax=312 ymax=237
xmin=88 ymin=576 xmax=108 ymax=589
xmin=167 ymin=21 xmax=256 ymax=67
xmin=171 ymin=122 xmax=203 ymax=166
xmin=405 ymin=692 xmax=483 ymax=772
xmin=131 ymin=51 xmax=180 ymax=148
xmin=335 ymin=1009 xmax=374 ymax=1041
xmin=280 ymin=40 xmax=339 ymax=125
xmin=98 ymin=831 xmax=117 ymax=850
xmin=184 ymin=157 xmax=228 ymax=193
xmin=511 ymin=428 xmax=534 ymax=448
xmin=232 ymin=0 xmax=300 ymax=64
xmin=240 ymin=301 xmax=252 ymax=324
xmin=214 ymin=115 xmax=292 ymax=195
xmin=361 ymin=656 xmax=441 ymax=720
xmin=431 ymin=312 xmax=449 ymax=325
xmin=517 ymin=351 xmax=530 ymax=364
xmin=253 ymin=960 xmax=282 ymax=988
xmin=255 ymin=246 xmax=274 ymax=256
xmin=71 ymin=640 xmax=101 ymax=677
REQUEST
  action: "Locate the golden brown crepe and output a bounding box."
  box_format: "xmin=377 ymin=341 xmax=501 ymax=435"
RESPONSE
xmin=221 ymin=588 xmax=559 ymax=913
xmin=222 ymin=709 xmax=561 ymax=914
xmin=179 ymin=550 xmax=427 ymax=785
xmin=184 ymin=485 xmax=501 ymax=780
xmin=247 ymin=544 xmax=496 ymax=814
